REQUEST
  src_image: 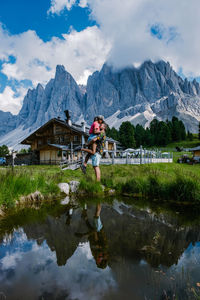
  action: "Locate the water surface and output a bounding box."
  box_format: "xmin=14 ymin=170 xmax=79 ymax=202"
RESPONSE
xmin=1 ymin=198 xmax=200 ymax=300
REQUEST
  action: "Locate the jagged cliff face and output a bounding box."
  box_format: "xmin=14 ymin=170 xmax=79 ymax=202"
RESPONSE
xmin=0 ymin=60 xmax=200 ymax=147
xmin=85 ymin=61 xmax=200 ymax=131
xmin=0 ymin=111 xmax=17 ymax=137
xmin=17 ymin=65 xmax=83 ymax=131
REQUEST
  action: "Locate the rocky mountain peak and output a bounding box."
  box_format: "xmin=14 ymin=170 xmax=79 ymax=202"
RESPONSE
xmin=0 ymin=60 xmax=200 ymax=148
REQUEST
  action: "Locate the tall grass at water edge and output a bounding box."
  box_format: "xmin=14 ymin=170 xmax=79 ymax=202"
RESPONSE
xmin=100 ymin=164 xmax=200 ymax=202
xmin=0 ymin=168 xmax=61 ymax=207
xmin=1 ymin=163 xmax=200 ymax=206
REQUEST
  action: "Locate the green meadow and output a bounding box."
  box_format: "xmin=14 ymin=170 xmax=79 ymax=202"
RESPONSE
xmin=0 ymin=134 xmax=199 ymax=207
xmin=0 ymin=157 xmax=200 ymax=208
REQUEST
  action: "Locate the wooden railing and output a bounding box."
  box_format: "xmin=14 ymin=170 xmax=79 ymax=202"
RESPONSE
xmin=60 ymin=146 xmax=173 ymax=169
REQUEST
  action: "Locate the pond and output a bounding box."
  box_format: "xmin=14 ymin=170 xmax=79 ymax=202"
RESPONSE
xmin=1 ymin=198 xmax=200 ymax=300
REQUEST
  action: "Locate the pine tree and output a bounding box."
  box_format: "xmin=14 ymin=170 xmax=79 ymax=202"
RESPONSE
xmin=106 ymin=126 xmax=119 ymax=141
xmin=179 ymin=120 xmax=186 ymax=140
xmin=157 ymin=122 xmax=172 ymax=146
xmin=119 ymin=121 xmax=136 ymax=148
xmin=134 ymin=124 xmax=146 ymax=147
xmin=149 ymin=119 xmax=159 ymax=145
xmin=144 ymin=128 xmax=154 ymax=146
xmin=171 ymin=116 xmax=181 ymax=141
xmin=187 ymin=130 xmax=193 ymax=141
xmin=0 ymin=145 xmax=9 ymax=157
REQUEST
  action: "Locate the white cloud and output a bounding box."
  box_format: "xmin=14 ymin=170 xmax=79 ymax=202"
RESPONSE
xmin=0 ymin=24 xmax=110 ymax=86
xmin=78 ymin=69 xmax=92 ymax=85
xmin=0 ymin=85 xmax=27 ymax=114
xmin=0 ymin=21 xmax=110 ymax=113
xmin=48 ymin=0 xmax=87 ymax=14
xmin=79 ymin=0 xmax=88 ymax=8
xmin=85 ymin=0 xmax=200 ymax=78
xmin=52 ymin=0 xmax=200 ymax=78
xmin=1 ymin=0 xmax=200 ymax=114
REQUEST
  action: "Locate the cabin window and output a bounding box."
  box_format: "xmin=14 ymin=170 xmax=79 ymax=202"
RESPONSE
xmin=63 ymin=151 xmax=67 ymax=157
xmin=64 ymin=136 xmax=70 ymax=143
xmin=55 ymin=125 xmax=61 ymax=134
xmin=54 ymin=137 xmax=59 ymax=144
xmin=60 ymin=136 xmax=64 ymax=143
xmin=57 ymin=150 xmax=62 ymax=157
xmin=74 ymin=135 xmax=79 ymax=142
xmin=47 ymin=138 xmax=51 ymax=144
xmin=38 ymin=139 xmax=42 ymax=146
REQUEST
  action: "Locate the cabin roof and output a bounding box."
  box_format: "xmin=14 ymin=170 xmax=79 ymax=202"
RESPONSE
xmin=106 ymin=137 xmax=120 ymax=144
xmin=21 ymin=118 xmax=89 ymax=145
xmin=21 ymin=117 xmax=119 ymax=145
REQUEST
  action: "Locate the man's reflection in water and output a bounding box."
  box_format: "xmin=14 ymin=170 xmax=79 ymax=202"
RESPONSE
xmin=65 ymin=207 xmax=73 ymax=225
xmin=76 ymin=204 xmax=108 ymax=269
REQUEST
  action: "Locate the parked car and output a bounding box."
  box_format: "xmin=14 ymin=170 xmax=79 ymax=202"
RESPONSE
xmin=177 ymin=154 xmax=191 ymax=164
xmin=0 ymin=157 xmax=6 ymax=165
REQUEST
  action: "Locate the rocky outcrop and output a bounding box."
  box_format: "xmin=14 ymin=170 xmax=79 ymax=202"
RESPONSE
xmin=85 ymin=61 xmax=200 ymax=132
xmin=0 ymin=110 xmax=17 ymax=137
xmin=58 ymin=181 xmax=80 ymax=195
xmin=17 ymin=65 xmax=83 ymax=131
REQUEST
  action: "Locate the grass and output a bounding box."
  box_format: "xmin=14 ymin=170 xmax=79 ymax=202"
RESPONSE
xmin=1 ymin=151 xmax=200 ymax=208
xmin=156 ymin=134 xmax=200 ymax=150
xmin=0 ymin=167 xmax=61 ymax=207
xmin=100 ymin=163 xmax=200 ymax=202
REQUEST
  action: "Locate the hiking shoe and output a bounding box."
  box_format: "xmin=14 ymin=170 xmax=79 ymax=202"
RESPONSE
xmin=81 ymin=164 xmax=87 ymax=174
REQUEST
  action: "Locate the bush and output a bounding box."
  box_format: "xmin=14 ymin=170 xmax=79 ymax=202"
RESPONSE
xmin=167 ymin=176 xmax=200 ymax=202
xmin=79 ymin=178 xmax=103 ymax=195
xmin=144 ymin=175 xmax=164 ymax=200
xmin=118 ymin=178 xmax=143 ymax=195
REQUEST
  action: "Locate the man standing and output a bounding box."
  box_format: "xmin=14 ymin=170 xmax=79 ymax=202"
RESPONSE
xmin=81 ymin=115 xmax=105 ymax=182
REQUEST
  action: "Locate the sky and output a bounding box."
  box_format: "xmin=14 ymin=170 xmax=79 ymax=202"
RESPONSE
xmin=0 ymin=0 xmax=200 ymax=114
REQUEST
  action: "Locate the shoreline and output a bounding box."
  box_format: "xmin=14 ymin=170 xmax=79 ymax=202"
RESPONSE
xmin=0 ymin=163 xmax=200 ymax=216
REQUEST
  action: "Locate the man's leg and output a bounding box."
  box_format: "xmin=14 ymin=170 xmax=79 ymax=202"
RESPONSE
xmin=93 ymin=166 xmax=101 ymax=182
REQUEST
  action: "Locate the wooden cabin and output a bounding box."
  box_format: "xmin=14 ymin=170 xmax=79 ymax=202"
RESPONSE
xmin=21 ymin=111 xmax=117 ymax=165
xmin=189 ymin=145 xmax=200 ymax=163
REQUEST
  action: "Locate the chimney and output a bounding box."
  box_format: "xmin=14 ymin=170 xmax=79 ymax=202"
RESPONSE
xmin=64 ymin=110 xmax=72 ymax=126
xmin=81 ymin=121 xmax=86 ymax=132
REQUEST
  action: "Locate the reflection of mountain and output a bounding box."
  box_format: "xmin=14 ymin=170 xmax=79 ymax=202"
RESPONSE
xmin=22 ymin=202 xmax=200 ymax=269
xmin=103 ymin=202 xmax=200 ymax=268
xmin=23 ymin=210 xmax=85 ymax=266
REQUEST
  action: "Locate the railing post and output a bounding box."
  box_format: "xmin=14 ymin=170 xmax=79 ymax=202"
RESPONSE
xmin=126 ymin=152 xmax=128 ymax=164
xmin=140 ymin=145 xmax=142 ymax=164
xmin=70 ymin=142 xmax=73 ymax=162
xmin=112 ymin=151 xmax=115 ymax=164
